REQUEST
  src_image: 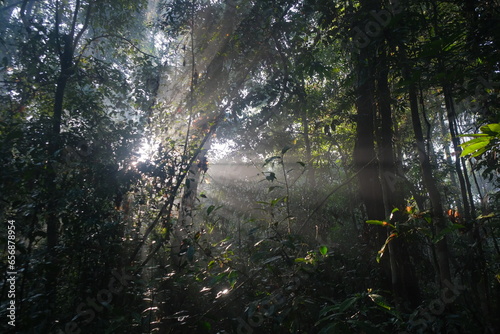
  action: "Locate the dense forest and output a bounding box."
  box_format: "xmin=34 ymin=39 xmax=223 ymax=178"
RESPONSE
xmin=0 ymin=0 xmax=499 ymax=333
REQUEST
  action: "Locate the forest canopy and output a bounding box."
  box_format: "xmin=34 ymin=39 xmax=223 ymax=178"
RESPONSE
xmin=0 ymin=0 xmax=499 ymax=333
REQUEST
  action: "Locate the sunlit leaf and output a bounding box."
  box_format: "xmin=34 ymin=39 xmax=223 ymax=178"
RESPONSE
xmin=319 ymin=245 xmax=328 ymax=256
xmin=366 ymin=220 xmax=395 ymax=228
xmin=368 ymin=293 xmax=391 ymax=310
xmin=376 ymin=232 xmax=398 ymax=263
xmin=254 ymin=239 xmax=266 ymax=247
xmin=458 ymin=133 xmax=489 ymax=138
xmin=142 ymin=306 xmax=159 ymax=313
xmin=477 ymin=213 xmax=495 ymax=219
xmin=263 ymin=255 xmax=282 ymax=264
xmin=366 ymin=219 xmax=384 ymax=225
xmin=480 ymin=123 xmax=500 ymax=135
xmin=460 ymin=139 xmax=490 ymax=157
xmin=270 ymin=196 xmax=286 ymax=207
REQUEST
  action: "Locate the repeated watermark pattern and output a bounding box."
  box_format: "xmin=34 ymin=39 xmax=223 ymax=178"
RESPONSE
xmin=400 ymin=279 xmax=466 ymax=333
xmin=58 ymin=269 xmax=136 ymax=334
xmin=236 ymin=274 xmax=306 ymax=334
xmin=235 ymin=272 xmax=465 ymax=333
xmin=344 ymin=0 xmax=402 ymax=54
xmin=53 ymin=139 xmax=96 ymax=174
xmin=458 ymin=74 xmax=500 ymax=114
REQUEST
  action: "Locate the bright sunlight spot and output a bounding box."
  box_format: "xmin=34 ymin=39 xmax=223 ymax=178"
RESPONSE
xmin=134 ymin=139 xmax=158 ymax=163
xmin=209 ymin=139 xmax=236 ymax=161
xmin=216 ymin=288 xmax=230 ymax=299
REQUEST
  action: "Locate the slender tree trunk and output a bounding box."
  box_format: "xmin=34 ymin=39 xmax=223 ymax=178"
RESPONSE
xmin=443 ymin=81 xmax=493 ymax=328
xmin=437 ymin=107 xmax=463 ymax=213
xmin=400 ymin=46 xmax=452 ymax=286
xmin=172 ymin=138 xmax=211 ymax=269
xmin=442 ymin=83 xmax=473 ymax=220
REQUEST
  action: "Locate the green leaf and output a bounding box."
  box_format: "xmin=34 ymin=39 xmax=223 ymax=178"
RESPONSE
xmin=366 ymin=220 xmax=394 ymax=228
xmin=460 ymin=139 xmax=490 ymax=157
xmin=458 ymin=133 xmax=489 ymax=137
xmin=338 ymin=296 xmax=358 ymax=312
xmin=200 ymin=321 xmax=211 ymax=330
xmin=366 ymin=220 xmax=384 ymax=225
xmin=319 ymin=245 xmax=328 ymax=256
xmin=270 ymin=196 xmax=287 ymax=207
xmin=477 ymin=213 xmax=495 ymax=220
xmin=470 ymin=146 xmax=489 ymax=158
xmin=460 ymin=123 xmax=500 ymax=158
xmin=281 ymin=146 xmax=292 ymax=155
xmin=207 ymin=205 xmax=222 ymax=216
xmin=368 ymin=293 xmax=391 ymax=310
xmin=265 ymin=172 xmax=277 ymax=182
xmin=480 ymin=123 xmax=500 ymax=135
xmin=318 ymin=323 xmax=337 ymax=334
xmin=390 ymin=208 xmax=399 ymax=220
xmin=268 ymin=185 xmax=282 ymax=193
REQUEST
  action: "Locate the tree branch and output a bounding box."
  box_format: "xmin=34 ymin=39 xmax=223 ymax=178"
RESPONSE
xmin=69 ymin=0 xmax=81 ymax=39
xmin=73 ymin=0 xmax=92 ymax=50
xmin=76 ymin=34 xmax=158 ymax=64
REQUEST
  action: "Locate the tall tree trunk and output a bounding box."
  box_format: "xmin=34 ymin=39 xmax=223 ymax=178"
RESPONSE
xmin=375 ymin=50 xmax=420 ymax=309
xmin=353 ymin=63 xmax=385 ymax=222
xmin=351 ymin=1 xmax=391 ymax=293
xmin=45 ymin=33 xmax=74 ymax=322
